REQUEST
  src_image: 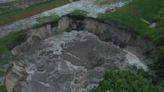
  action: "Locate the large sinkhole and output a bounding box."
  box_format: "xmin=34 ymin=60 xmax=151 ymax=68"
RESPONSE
xmin=20 ymin=30 xmax=147 ymax=92
xmin=6 ymin=17 xmax=155 ymax=92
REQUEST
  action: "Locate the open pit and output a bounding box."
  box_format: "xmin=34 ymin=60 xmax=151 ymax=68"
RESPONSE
xmin=5 ymin=16 xmax=156 ymax=92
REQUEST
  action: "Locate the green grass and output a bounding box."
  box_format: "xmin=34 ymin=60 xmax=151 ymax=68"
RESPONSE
xmin=69 ymin=10 xmax=88 ymax=16
xmin=0 ymin=69 xmax=5 ymax=77
xmin=160 ymin=46 xmax=164 ymax=54
xmin=36 ymin=14 xmax=60 ymax=25
xmin=0 ymin=0 xmax=70 ymax=25
xmin=0 ymin=85 xmax=7 ymax=92
xmin=94 ymin=0 xmax=128 ymax=5
xmin=92 ymin=70 xmax=164 ymax=92
xmin=0 ymin=31 xmax=26 ymax=54
xmin=0 ymin=6 xmax=17 ymax=15
xmin=0 ymin=0 xmax=20 ymax=15
xmin=0 ymin=31 xmax=25 ymax=68
xmin=98 ymin=12 xmax=153 ymax=37
xmin=114 ymin=0 xmax=164 ymax=21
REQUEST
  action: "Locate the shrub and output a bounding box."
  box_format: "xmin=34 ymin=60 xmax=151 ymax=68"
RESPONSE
xmin=91 ymin=70 xmax=164 ymax=92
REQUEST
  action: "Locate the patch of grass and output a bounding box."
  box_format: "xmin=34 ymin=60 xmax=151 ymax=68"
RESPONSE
xmin=0 ymin=0 xmax=19 ymax=15
xmin=160 ymin=46 xmax=164 ymax=54
xmin=0 ymin=31 xmax=26 ymax=54
xmin=94 ymin=0 xmax=128 ymax=5
xmin=0 ymin=31 xmax=26 ymax=77
xmin=36 ymin=15 xmax=60 ymax=25
xmin=98 ymin=12 xmax=154 ymax=37
xmin=69 ymin=10 xmax=88 ymax=16
xmin=0 ymin=0 xmax=70 ymax=25
xmin=91 ymin=70 xmax=164 ymax=92
xmin=117 ymin=0 xmax=164 ymax=21
xmin=0 ymin=69 xmax=5 ymax=77
xmin=0 ymin=85 xmax=6 ymax=92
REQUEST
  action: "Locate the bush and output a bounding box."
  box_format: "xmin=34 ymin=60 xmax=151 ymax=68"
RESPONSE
xmin=91 ymin=70 xmax=164 ymax=92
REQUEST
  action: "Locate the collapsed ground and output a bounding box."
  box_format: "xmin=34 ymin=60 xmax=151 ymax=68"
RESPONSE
xmin=4 ymin=16 xmax=163 ymax=92
xmin=0 ymin=0 xmax=164 ymax=92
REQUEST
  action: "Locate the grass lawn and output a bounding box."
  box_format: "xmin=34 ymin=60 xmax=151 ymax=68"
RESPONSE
xmin=0 ymin=0 xmax=70 ymax=25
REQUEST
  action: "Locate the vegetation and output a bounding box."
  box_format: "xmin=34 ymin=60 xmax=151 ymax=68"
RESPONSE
xmin=69 ymin=9 xmax=88 ymax=16
xmin=0 ymin=85 xmax=7 ymax=92
xmin=160 ymin=46 xmax=164 ymax=54
xmin=0 ymin=0 xmax=70 ymax=25
xmin=98 ymin=0 xmax=164 ymax=46
xmin=92 ymin=70 xmax=164 ymax=92
xmin=94 ymin=0 xmax=127 ymax=5
xmin=98 ymin=12 xmax=153 ymax=37
xmin=0 ymin=31 xmax=26 ymax=77
xmin=36 ymin=14 xmax=60 ymax=25
xmin=97 ymin=0 xmax=164 ymax=76
xmin=0 ymin=31 xmax=26 ymax=53
xmin=95 ymin=0 xmax=164 ymax=91
xmin=0 ymin=0 xmax=19 ymax=15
